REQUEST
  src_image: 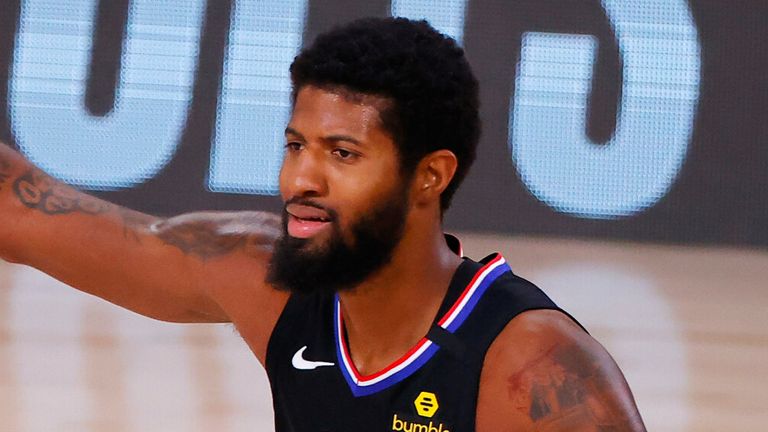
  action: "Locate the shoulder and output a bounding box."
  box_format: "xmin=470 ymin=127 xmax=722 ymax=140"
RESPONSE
xmin=156 ymin=211 xmax=289 ymax=362
xmin=153 ymin=211 xmax=281 ymax=257
xmin=476 ymin=309 xmax=646 ymax=431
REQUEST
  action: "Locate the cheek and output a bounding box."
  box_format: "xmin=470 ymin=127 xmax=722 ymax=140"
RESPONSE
xmin=325 ymin=188 xmax=370 ymax=239
xmin=277 ymin=159 xmax=290 ymax=199
xmin=333 ymin=174 xmax=405 ymax=226
xmin=330 ymin=168 xmax=388 ymax=210
xmin=337 ymin=151 xmax=400 ymax=192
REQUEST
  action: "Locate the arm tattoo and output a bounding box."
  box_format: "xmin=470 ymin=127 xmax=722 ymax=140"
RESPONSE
xmin=154 ymin=222 xmax=246 ymax=259
xmin=507 ymin=344 xmax=644 ymax=431
xmin=152 ymin=214 xmax=279 ymax=260
xmin=116 ymin=207 xmax=154 ymax=242
xmin=12 ymin=169 xmax=111 ymax=215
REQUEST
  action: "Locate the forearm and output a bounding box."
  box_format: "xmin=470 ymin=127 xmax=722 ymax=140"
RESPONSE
xmin=0 ymin=144 xmax=225 ymax=322
xmin=0 ymin=145 xmax=45 ymax=261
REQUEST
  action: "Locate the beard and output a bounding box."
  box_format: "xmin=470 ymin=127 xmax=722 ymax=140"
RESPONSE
xmin=266 ymin=185 xmax=409 ymax=295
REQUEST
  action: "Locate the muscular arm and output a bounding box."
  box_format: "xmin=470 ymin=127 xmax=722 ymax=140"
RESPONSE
xmin=477 ymin=310 xmax=646 ymax=431
xmin=0 ymin=143 xmax=288 ymax=361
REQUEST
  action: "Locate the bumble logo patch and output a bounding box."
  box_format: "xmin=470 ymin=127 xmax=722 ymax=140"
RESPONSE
xmin=391 ymin=391 xmax=451 ymax=431
xmin=414 ymin=392 xmax=439 ymax=418
xmin=391 ymin=414 xmax=450 ymax=432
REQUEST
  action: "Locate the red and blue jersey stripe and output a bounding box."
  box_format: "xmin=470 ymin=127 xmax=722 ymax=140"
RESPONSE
xmin=334 ymin=254 xmax=510 ymax=397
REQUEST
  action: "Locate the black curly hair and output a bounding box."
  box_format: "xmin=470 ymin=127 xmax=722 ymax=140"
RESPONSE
xmin=289 ymin=17 xmax=480 ymax=211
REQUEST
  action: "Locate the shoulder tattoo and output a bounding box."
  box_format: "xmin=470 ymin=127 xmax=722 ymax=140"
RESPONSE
xmin=507 ymin=344 xmax=645 ymax=431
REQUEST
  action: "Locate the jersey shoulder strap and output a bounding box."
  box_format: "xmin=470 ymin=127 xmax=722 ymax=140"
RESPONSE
xmin=434 ymin=254 xmax=587 ymax=365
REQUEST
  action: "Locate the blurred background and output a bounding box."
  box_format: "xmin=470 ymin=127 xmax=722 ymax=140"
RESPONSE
xmin=0 ymin=0 xmax=766 ymax=430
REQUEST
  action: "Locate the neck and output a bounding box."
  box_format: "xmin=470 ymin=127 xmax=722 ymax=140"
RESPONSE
xmin=337 ymin=221 xmax=462 ymax=376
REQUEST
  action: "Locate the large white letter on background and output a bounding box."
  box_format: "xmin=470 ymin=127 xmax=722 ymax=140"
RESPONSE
xmin=207 ymin=0 xmax=307 ymax=195
xmin=391 ymin=0 xmax=467 ymax=44
xmin=10 ymin=0 xmax=205 ymax=188
xmin=510 ymin=0 xmax=701 ymax=218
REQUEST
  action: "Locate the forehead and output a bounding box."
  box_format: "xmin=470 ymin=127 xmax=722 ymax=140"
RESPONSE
xmin=288 ymin=86 xmax=392 ymax=139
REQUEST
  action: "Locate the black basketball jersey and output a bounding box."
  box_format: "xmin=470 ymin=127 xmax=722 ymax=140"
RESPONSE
xmin=265 ymin=250 xmax=578 ymax=432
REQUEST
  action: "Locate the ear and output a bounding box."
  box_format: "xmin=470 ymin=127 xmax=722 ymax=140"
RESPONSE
xmin=411 ymin=149 xmax=458 ymax=207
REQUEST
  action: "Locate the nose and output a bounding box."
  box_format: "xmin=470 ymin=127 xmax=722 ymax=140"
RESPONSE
xmin=279 ymin=148 xmax=328 ymax=200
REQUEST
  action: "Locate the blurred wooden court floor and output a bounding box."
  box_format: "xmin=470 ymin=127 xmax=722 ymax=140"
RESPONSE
xmin=0 ymin=233 xmax=766 ymax=431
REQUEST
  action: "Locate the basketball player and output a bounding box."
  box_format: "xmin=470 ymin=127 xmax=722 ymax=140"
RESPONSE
xmin=0 ymin=17 xmax=645 ymax=431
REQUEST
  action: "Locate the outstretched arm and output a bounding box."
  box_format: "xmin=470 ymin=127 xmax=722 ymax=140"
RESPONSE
xmin=0 ymin=143 xmax=288 ymax=361
xmin=477 ymin=310 xmax=646 ymax=431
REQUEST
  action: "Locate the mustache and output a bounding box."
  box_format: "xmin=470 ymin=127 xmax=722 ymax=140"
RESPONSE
xmin=282 ymin=197 xmax=339 ymax=221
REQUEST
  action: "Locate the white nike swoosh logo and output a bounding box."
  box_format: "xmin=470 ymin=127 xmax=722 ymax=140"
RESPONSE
xmin=292 ymin=346 xmax=335 ymax=370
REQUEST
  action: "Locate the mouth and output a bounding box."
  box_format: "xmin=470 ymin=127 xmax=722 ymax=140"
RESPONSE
xmin=286 ymin=204 xmax=333 ymax=239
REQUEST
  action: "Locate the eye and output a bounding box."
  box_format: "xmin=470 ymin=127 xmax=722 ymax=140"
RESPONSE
xmin=332 ymin=148 xmax=358 ymax=161
xmin=284 ymin=141 xmax=303 ymax=152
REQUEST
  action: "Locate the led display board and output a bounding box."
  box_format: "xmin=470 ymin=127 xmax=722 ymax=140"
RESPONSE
xmin=0 ymin=0 xmax=765 ymax=247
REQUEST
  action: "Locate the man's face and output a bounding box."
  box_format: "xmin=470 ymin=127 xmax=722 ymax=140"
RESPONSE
xmin=267 ymin=86 xmax=411 ymax=294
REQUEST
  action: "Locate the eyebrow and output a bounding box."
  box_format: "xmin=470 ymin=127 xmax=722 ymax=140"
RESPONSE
xmin=285 ymin=127 xmax=363 ymax=147
xmin=285 ymin=127 xmax=305 ymax=140
xmin=325 ymin=134 xmax=363 ymax=147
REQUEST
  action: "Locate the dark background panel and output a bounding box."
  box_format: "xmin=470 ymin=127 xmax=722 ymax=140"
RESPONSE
xmin=452 ymin=0 xmax=624 ymax=235
xmin=0 ymin=0 xmax=20 ymax=146
xmin=449 ymin=0 xmax=768 ymax=247
xmin=0 ymin=0 xmax=766 ymax=247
